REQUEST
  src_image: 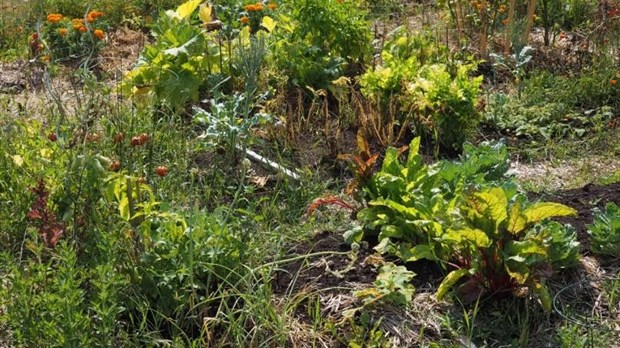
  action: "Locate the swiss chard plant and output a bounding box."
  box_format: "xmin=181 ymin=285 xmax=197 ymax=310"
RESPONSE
xmin=360 ymin=27 xmax=483 ymax=153
xmin=346 ymin=137 xmax=459 ymax=263
xmin=437 ymin=187 xmax=579 ymax=310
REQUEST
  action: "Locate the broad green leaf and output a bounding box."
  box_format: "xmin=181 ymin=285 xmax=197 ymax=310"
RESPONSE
xmin=119 ymin=197 xmax=130 ymax=221
xmin=478 ymin=188 xmax=508 ymax=227
xmin=199 ymin=4 xmax=212 ymax=23
xmin=343 ymin=226 xmax=364 ymax=244
xmin=407 ymin=136 xmax=421 ymax=165
xmin=261 ymin=16 xmax=277 ymax=32
xmin=163 ymin=36 xmax=199 ymax=56
xmin=523 ymin=202 xmax=576 ymax=224
xmin=176 ymin=0 xmax=201 ymax=19
xmin=370 ymin=198 xmax=419 ymax=219
xmin=404 ymin=245 xmax=436 ymax=262
xmin=436 ymin=269 xmax=468 ymax=301
xmin=446 ymin=228 xmax=491 ymax=247
xmin=506 ymin=240 xmax=547 ymax=257
xmin=381 ymin=147 xmax=402 ymax=174
xmin=380 ymin=224 xmax=403 ymax=239
xmin=533 ymin=282 xmax=552 ymax=311
xmin=507 ymin=202 xmax=526 ymax=234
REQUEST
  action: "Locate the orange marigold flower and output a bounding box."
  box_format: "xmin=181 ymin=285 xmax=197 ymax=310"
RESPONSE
xmin=59 ymin=28 xmax=68 ymax=36
xmin=240 ymin=16 xmax=249 ymax=24
xmin=89 ymin=10 xmax=104 ymax=19
xmin=47 ymin=13 xmax=63 ymax=23
xmin=498 ymin=4 xmax=506 ymax=13
xmin=611 ymin=79 xmax=618 ymax=86
xmin=268 ymin=2 xmax=276 ymax=10
xmin=78 ymin=25 xmax=87 ymax=33
xmin=254 ymin=2 xmax=264 ymax=10
xmin=94 ymin=29 xmax=105 ymax=39
xmin=244 ymin=4 xmax=255 ymax=11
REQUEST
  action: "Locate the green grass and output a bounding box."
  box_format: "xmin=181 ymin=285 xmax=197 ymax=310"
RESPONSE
xmin=1 ymin=0 xmax=620 ymax=346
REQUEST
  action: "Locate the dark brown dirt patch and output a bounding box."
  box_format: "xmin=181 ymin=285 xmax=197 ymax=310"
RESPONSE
xmin=273 ymin=231 xmax=377 ymax=295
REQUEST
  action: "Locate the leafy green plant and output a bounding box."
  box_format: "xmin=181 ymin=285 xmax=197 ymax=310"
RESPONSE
xmin=346 ymin=137 xmax=457 ymax=263
xmin=437 ymin=187 xmax=578 ymax=311
xmin=360 ymin=27 xmax=482 ymax=153
xmin=354 ymin=262 xmax=416 ymax=307
xmin=121 ymin=7 xmax=209 ymax=111
xmin=272 ymin=0 xmax=371 ymax=88
xmin=439 ymin=139 xmax=511 ymax=190
xmin=193 ymin=92 xmax=271 ymax=162
xmin=588 ymin=202 xmax=620 ymax=257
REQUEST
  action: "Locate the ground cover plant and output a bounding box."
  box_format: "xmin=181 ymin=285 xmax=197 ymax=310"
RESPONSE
xmin=1 ymin=0 xmax=620 ymax=347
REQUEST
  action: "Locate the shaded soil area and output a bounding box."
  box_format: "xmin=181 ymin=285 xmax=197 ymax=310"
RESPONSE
xmin=532 ymin=182 xmax=620 ymax=252
xmin=273 ymin=231 xmax=376 ymax=295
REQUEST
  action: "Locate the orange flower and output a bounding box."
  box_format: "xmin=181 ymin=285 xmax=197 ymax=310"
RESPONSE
xmin=254 ymin=2 xmax=264 ymax=11
xmin=78 ymin=25 xmax=87 ymax=33
xmin=498 ymin=4 xmax=506 ymax=13
xmin=611 ymin=79 xmax=618 ymax=86
xmin=72 ymin=18 xmax=84 ymax=29
xmin=47 ymin=13 xmax=63 ymax=23
xmin=87 ymin=11 xmax=103 ymax=23
xmin=240 ymin=16 xmax=249 ymax=24
xmin=244 ymin=4 xmax=256 ymax=11
xmin=268 ymin=2 xmax=276 ymax=10
xmin=94 ymin=29 xmax=105 ymax=39
xmin=59 ymin=28 xmax=68 ymax=36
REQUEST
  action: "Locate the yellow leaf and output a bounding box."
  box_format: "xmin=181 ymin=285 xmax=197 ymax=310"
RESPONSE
xmin=176 ymin=0 xmax=201 ymax=20
xmin=523 ymin=202 xmax=577 ymax=224
xmin=40 ymin=148 xmax=52 ymax=158
xmin=11 ymin=154 xmax=24 ymax=167
xmin=261 ymin=16 xmax=277 ymax=32
xmin=199 ymin=4 xmax=212 ymax=23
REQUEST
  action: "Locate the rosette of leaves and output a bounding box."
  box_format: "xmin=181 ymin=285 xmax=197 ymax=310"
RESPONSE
xmin=402 ymin=62 xmax=483 ymax=153
xmin=346 ymin=137 xmax=459 ymax=263
xmin=588 ymin=202 xmax=620 ymax=257
xmin=436 ymin=187 xmax=578 ymax=311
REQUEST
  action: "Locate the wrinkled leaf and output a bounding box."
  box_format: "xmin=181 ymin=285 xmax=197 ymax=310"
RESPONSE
xmin=476 ymin=187 xmax=508 ymax=228
xmin=507 ymin=202 xmax=526 ymax=234
xmin=523 ymin=202 xmax=576 ymax=224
